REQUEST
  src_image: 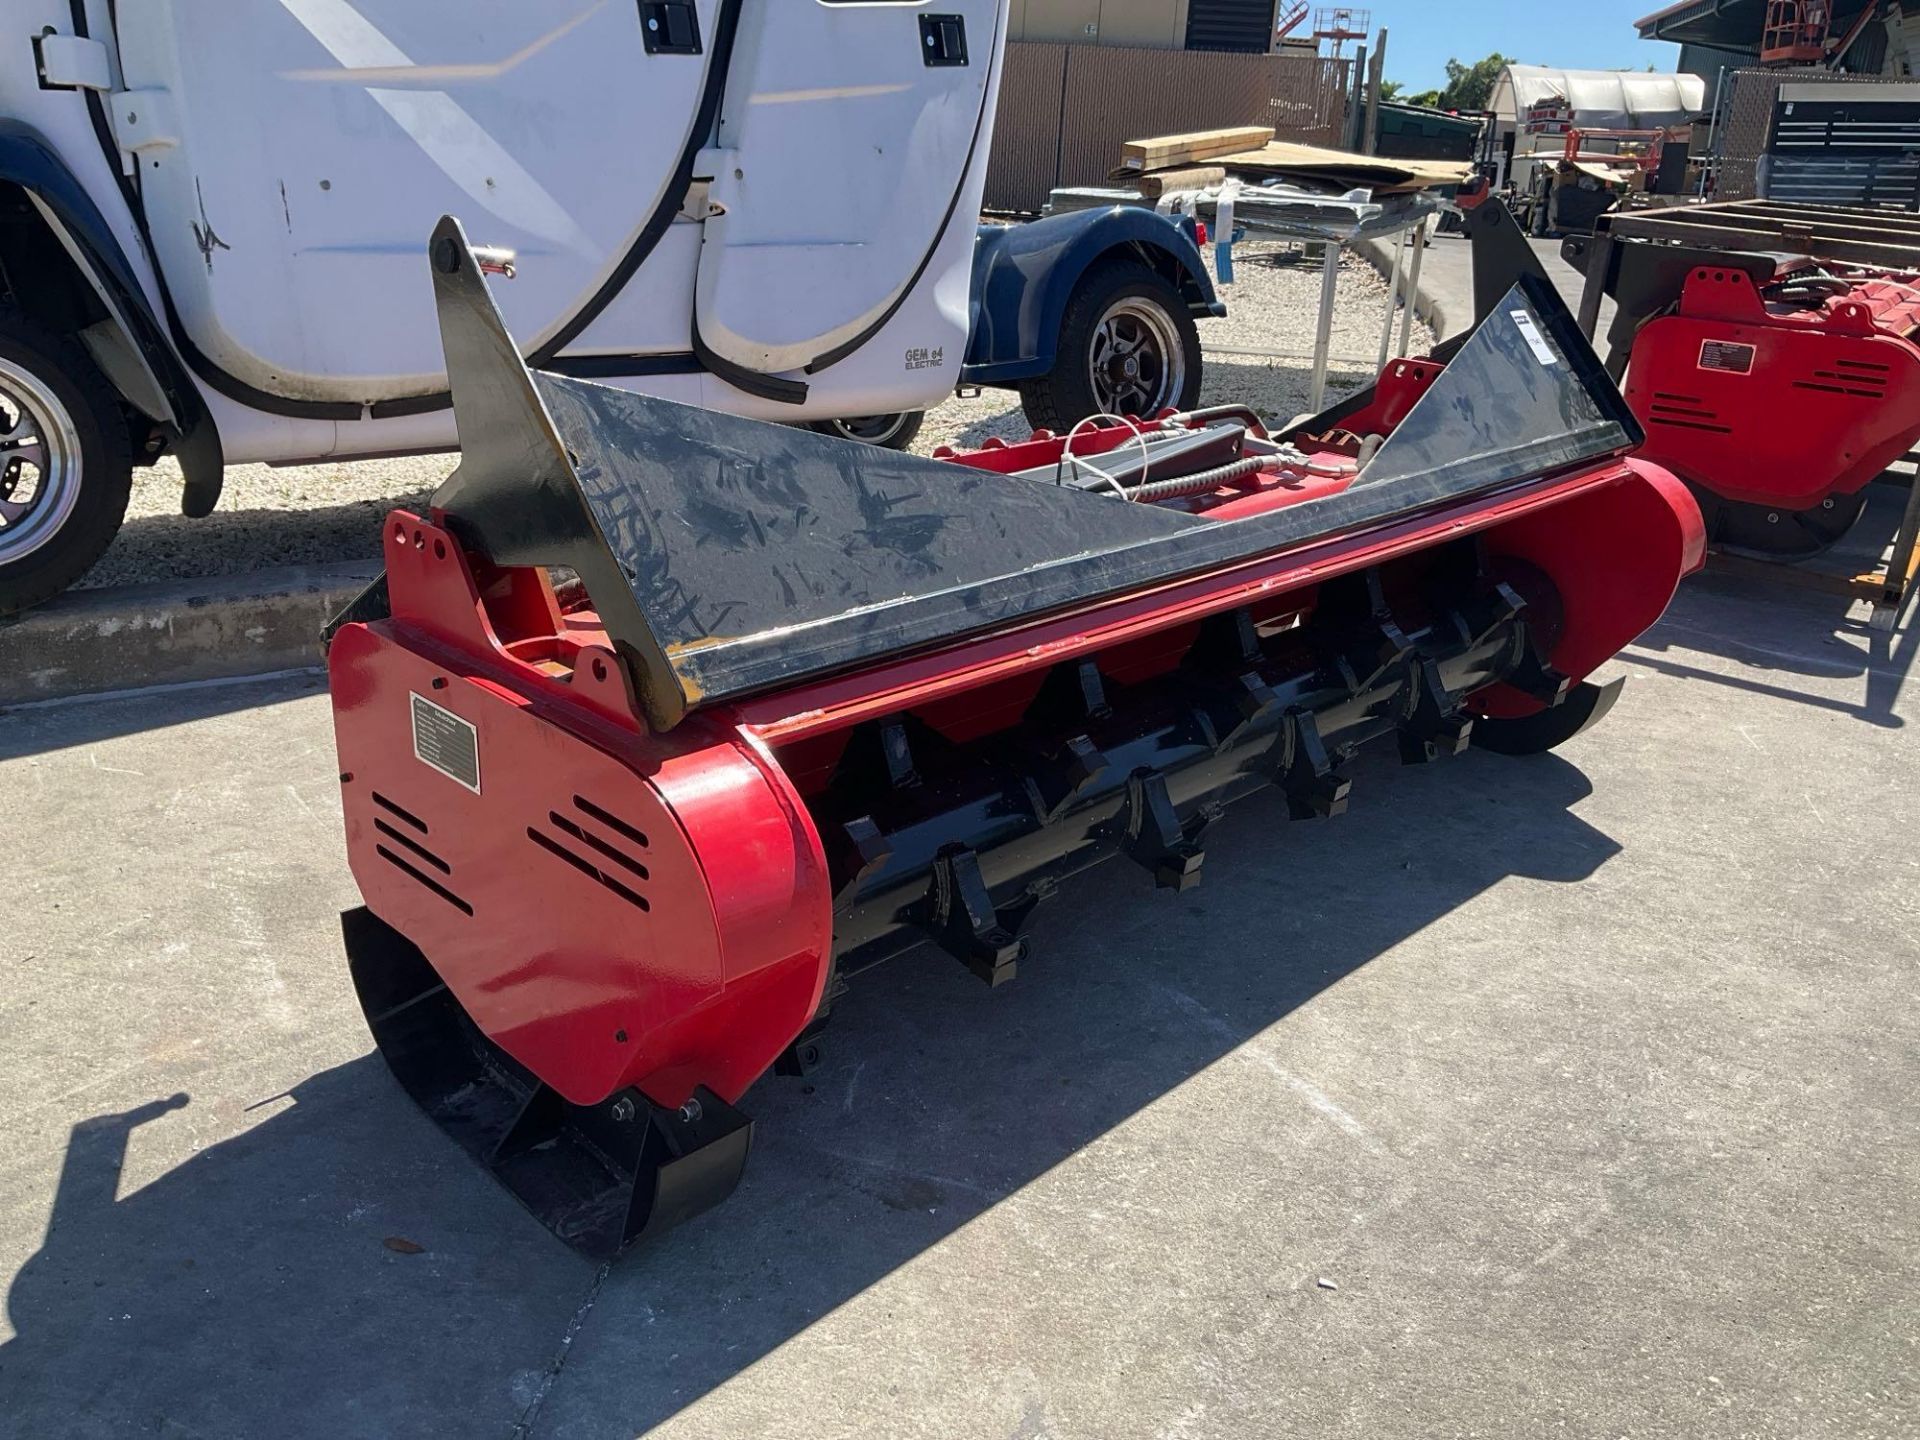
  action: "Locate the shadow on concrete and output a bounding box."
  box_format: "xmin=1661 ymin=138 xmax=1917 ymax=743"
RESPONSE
xmin=2 ymin=746 xmax=1621 ymax=1439
xmin=1625 ymin=488 xmax=1918 ymax=730
xmin=78 ymin=489 xmax=431 ymax=594
xmin=0 ymin=670 xmax=329 ymax=762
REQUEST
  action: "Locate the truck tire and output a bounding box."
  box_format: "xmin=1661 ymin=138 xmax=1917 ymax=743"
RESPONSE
xmin=807 ymin=412 xmax=924 ymax=451
xmin=1019 ymin=259 xmax=1203 ymax=433
xmin=0 ymin=312 xmax=133 ymax=617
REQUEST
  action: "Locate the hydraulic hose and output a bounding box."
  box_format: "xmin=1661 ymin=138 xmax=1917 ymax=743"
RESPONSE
xmin=1125 ymin=456 xmax=1272 ymax=503
xmin=1172 ymin=404 xmax=1271 ymax=439
xmin=1124 ymin=450 xmax=1360 ymax=505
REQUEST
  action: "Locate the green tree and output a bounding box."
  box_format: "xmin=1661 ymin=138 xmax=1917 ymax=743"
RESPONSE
xmin=1437 ymin=51 xmax=1513 ymax=112
xmin=1379 ymin=78 xmax=1405 ymax=102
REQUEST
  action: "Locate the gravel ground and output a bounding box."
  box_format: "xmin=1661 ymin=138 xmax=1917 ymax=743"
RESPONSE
xmin=78 ymin=243 xmax=1428 ymax=590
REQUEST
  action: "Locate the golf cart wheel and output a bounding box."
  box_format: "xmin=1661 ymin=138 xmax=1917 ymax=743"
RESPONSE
xmin=0 ymin=311 xmax=133 ymax=616
xmin=807 ymin=412 xmax=924 ymax=450
xmin=1019 ymin=259 xmax=1202 ymax=432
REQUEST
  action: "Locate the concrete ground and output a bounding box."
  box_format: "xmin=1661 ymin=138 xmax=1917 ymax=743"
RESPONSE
xmin=2 ymin=500 xmax=1916 ymax=1437
xmin=1409 ymin=231 xmax=1617 ymax=347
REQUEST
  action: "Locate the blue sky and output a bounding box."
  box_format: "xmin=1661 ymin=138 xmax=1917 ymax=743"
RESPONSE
xmin=1378 ymin=2 xmax=1684 ymax=91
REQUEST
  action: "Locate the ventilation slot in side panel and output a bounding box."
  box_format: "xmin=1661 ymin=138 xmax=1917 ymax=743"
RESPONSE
xmin=527 ymin=828 xmax=651 ymax=912
xmin=372 ymin=791 xmax=430 ymax=833
xmin=572 ymin=795 xmax=649 ymax=851
xmin=1792 ymin=361 xmax=1890 ymax=400
xmin=375 ymin=844 xmax=472 ymax=915
xmin=369 ymin=793 xmax=470 ymax=913
xmin=1646 ymin=392 xmax=1732 ymax=434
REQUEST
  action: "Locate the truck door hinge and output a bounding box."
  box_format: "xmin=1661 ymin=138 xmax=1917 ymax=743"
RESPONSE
xmin=692 ymin=147 xmax=736 ymax=183
xmin=108 ymin=89 xmax=181 ymax=155
xmin=33 ymin=32 xmax=112 ymax=91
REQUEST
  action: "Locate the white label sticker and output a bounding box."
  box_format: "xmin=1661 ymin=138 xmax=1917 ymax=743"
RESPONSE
xmin=1510 ymin=309 xmax=1559 ymax=366
xmin=410 ymin=693 xmax=480 ymax=794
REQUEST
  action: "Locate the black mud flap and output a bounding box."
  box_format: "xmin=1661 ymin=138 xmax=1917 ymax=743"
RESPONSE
xmin=340 ymin=907 xmax=752 ymax=1258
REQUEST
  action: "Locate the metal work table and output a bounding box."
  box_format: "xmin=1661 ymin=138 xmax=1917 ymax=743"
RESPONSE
xmin=1048 ymin=184 xmax=1449 ymax=410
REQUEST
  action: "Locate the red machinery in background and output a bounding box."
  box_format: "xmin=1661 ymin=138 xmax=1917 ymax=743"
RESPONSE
xmin=1567 ymin=200 xmax=1920 ymax=628
xmin=322 ymin=213 xmax=1701 ymax=1256
xmin=1561 ymin=126 xmax=1675 ymax=177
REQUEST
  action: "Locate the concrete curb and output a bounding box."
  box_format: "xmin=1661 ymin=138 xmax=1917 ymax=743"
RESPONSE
xmin=1354 ymin=234 xmax=1453 ymax=343
xmin=0 ymin=561 xmax=379 ymax=706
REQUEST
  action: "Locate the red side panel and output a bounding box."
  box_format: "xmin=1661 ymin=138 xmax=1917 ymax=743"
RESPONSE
xmin=1627 ymin=267 xmax=1920 ymax=508
xmin=1475 ymin=458 xmax=1705 ymax=719
xmin=330 ymin=520 xmax=833 ymax=1111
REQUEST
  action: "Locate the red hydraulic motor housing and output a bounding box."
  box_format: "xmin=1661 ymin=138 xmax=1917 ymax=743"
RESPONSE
xmin=324 ymin=218 xmax=1703 ymax=1256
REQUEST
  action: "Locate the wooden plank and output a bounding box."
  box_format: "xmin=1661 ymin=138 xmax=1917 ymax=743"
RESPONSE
xmin=1121 ymin=126 xmax=1275 ymax=170
xmin=1126 ymin=165 xmax=1229 ymax=198
xmin=1211 ymin=140 xmax=1470 ymax=192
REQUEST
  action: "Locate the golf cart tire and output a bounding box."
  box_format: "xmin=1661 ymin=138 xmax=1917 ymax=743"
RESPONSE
xmin=805 ymin=411 xmax=925 ymax=450
xmin=0 ymin=310 xmax=133 ymax=617
xmin=1018 ymin=259 xmax=1202 ymax=434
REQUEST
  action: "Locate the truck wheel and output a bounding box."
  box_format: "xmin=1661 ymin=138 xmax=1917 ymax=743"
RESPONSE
xmin=808 ymin=412 xmax=924 ymax=451
xmin=1019 ymin=260 xmax=1203 ymax=432
xmin=0 ymin=312 xmax=133 ymax=616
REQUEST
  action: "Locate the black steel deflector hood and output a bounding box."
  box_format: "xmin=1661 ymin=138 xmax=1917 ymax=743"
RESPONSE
xmin=424 ymin=216 xmax=1637 ymax=732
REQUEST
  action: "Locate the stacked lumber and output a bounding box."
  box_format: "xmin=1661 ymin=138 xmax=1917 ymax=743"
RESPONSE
xmin=1119 ymin=165 xmax=1228 ymax=199
xmin=1213 ymin=141 xmax=1473 ymax=194
xmin=1118 ymin=127 xmax=1274 ymax=171
xmin=1109 ymin=131 xmax=1471 ymax=204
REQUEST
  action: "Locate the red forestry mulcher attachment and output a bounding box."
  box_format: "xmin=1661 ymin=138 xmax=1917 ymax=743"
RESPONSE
xmin=1567 ymin=200 xmax=1920 ymax=627
xmin=324 ymin=215 xmax=1702 ymax=1257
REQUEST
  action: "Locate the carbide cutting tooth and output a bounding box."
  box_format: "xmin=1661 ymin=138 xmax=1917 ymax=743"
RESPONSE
xmin=1190 ymin=607 xmax=1263 ymax=667
xmin=1213 ymin=671 xmax=1281 ymax=747
xmin=1026 ymin=733 xmax=1111 ymax=822
xmin=1030 ymin=658 xmax=1111 ymax=726
xmin=923 ymin=846 xmax=1026 ymax=987
xmin=831 ymin=816 xmax=893 ymax=904
xmin=1115 ymin=768 xmax=1206 ymax=892
xmin=1397 ymin=657 xmax=1474 ymax=765
xmin=1282 ymin=711 xmax=1350 ymax=820
xmin=879 ymin=719 xmax=919 ymax=789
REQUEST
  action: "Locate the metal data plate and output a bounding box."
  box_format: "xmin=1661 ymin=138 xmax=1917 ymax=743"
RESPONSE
xmin=423 ymin=218 xmax=1637 ymax=731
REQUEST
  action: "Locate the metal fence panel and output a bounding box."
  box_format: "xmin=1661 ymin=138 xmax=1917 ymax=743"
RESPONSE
xmin=984 ymin=44 xmax=1351 ymax=212
xmin=984 ymin=43 xmax=1072 ymax=213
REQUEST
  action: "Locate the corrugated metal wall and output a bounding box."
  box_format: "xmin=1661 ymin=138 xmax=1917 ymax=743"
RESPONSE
xmin=1716 ymin=69 xmax=1920 ymax=199
xmin=1766 ymin=82 xmax=1920 ymax=207
xmin=984 ymin=42 xmax=1351 ymax=211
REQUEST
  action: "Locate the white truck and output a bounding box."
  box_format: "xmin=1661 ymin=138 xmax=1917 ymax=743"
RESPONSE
xmin=0 ymin=1 xmax=1221 ymax=612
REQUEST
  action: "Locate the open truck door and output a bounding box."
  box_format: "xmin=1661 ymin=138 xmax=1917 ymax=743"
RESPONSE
xmin=109 ymin=0 xmax=732 ymax=406
xmin=691 ymin=0 xmax=1004 ymax=399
